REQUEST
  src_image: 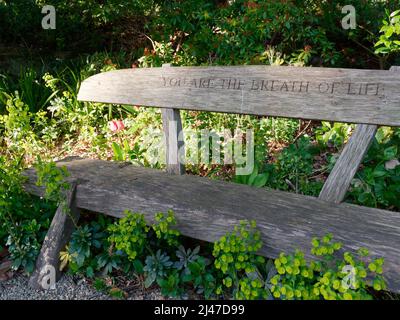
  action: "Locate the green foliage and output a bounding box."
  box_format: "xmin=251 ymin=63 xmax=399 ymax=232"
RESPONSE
xmin=143 ymin=249 xmax=173 ymax=288
xmin=92 ymin=277 xmax=128 ymax=299
xmin=0 ymin=0 xmax=157 ymax=52
xmin=0 ymin=155 xmax=56 ymax=273
xmin=111 ymin=141 xmax=129 ymax=162
xmin=67 ymin=221 xmax=108 ymax=277
xmin=315 ymin=122 xmax=353 ymax=149
xmin=149 ymin=0 xmax=341 ymax=66
xmin=108 ymin=211 xmax=149 ymax=262
xmin=0 ymin=95 xmax=43 ymax=154
xmin=268 ymin=136 xmax=323 ymax=196
xmin=270 ymin=234 xmax=386 ymax=300
xmin=95 ymin=249 xmax=124 ymax=276
xmin=213 ymin=220 xmax=266 ymax=299
xmin=106 ymin=209 xmax=181 ymax=277
xmin=185 ymin=256 xmax=216 ymax=299
xmin=348 ymin=127 xmax=400 ymax=209
xmin=375 ymin=10 xmax=400 ymax=55
xmin=152 ymin=210 xmax=181 ymax=247
xmin=6 ymin=219 xmax=41 ymax=273
xmin=234 ymin=164 xmax=270 ymax=188
xmin=157 ymin=270 xmax=184 ymax=298
xmin=35 ymin=157 xmax=70 ymax=205
xmin=17 ymin=68 xmax=58 ymax=113
xmin=60 ymin=216 xmax=122 ymax=277
xmin=1 ymin=0 xmax=397 ymax=299
xmin=62 ymin=212 xmax=389 ymax=300
xmin=112 ymin=140 xmax=155 ymax=167
xmin=174 ymin=245 xmax=201 ymax=275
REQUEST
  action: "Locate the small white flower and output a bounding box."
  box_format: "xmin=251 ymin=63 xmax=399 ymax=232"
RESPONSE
xmin=385 ymin=159 xmax=400 ymax=170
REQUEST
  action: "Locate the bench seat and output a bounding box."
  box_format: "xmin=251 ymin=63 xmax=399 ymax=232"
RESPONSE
xmin=24 ymin=157 xmax=400 ymax=292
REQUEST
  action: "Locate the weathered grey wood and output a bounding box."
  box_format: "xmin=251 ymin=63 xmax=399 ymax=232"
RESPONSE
xmin=161 ymin=64 xmax=185 ymax=175
xmin=28 ymin=182 xmax=80 ymax=290
xmin=78 ymin=66 xmax=400 ymax=126
xmin=318 ymin=124 xmax=377 ymax=203
xmin=319 ymin=66 xmax=399 ymax=203
xmin=23 ymin=158 xmax=400 ymax=292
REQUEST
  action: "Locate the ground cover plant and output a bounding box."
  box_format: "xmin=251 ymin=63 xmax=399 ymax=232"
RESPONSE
xmin=56 ymin=210 xmax=388 ymax=300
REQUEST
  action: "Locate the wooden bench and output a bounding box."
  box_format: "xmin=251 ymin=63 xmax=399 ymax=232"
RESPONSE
xmin=25 ymin=65 xmax=400 ymax=292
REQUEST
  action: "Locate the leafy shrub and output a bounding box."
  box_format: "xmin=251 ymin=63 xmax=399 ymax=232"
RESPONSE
xmin=143 ymin=249 xmax=173 ymax=288
xmin=375 ymin=10 xmax=400 ymax=55
xmin=66 ymin=222 xmax=106 ymax=277
xmin=213 ymin=220 xmax=266 ymax=299
xmin=270 ymin=234 xmax=386 ymax=300
xmin=0 ymin=156 xmax=57 ymax=273
xmin=152 ymin=210 xmax=181 ymax=247
xmin=6 ymin=220 xmax=41 ymax=273
xmin=183 ymin=255 xmax=216 ymax=299
xmin=174 ymin=245 xmax=201 ymax=275
xmin=61 ymin=210 xmax=388 ymax=300
xmin=60 ymin=216 xmax=115 ymax=277
xmin=35 ymin=157 xmax=70 ymax=205
xmin=108 ymin=211 xmax=149 ymax=262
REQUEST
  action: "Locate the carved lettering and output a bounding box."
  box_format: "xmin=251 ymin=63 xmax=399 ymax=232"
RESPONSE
xmin=299 ymin=81 xmax=310 ymax=93
xmin=251 ymin=80 xmax=259 ymax=90
xmin=280 ymin=82 xmax=289 ymax=92
xmin=160 ymin=77 xmax=383 ymax=97
xmin=319 ymin=82 xmax=330 ymax=93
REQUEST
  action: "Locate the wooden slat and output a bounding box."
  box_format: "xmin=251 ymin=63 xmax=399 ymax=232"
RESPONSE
xmin=319 ymin=66 xmax=399 ymax=203
xmin=161 ymin=64 xmax=185 ymax=175
xmin=23 ymin=158 xmax=400 ymax=292
xmin=28 ymin=182 xmax=80 ymax=290
xmin=319 ymin=124 xmax=377 ymax=203
xmin=78 ymin=66 xmax=400 ymax=126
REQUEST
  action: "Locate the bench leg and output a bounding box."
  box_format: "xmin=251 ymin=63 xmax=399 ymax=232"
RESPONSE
xmin=28 ymin=182 xmax=80 ymax=290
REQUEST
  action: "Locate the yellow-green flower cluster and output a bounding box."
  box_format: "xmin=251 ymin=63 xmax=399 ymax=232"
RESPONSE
xmin=152 ymin=210 xmax=180 ymax=246
xmin=269 ymin=234 xmax=386 ymax=300
xmin=108 ymin=210 xmax=149 ymax=261
xmin=213 ymin=220 xmax=265 ymax=299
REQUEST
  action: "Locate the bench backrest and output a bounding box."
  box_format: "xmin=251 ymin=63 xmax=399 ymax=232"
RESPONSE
xmin=78 ymin=65 xmax=400 ymax=126
xmin=77 ymin=65 xmax=399 ymax=199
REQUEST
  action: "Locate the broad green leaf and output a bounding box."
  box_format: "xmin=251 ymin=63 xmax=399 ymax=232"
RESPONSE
xmin=253 ymin=173 xmax=269 ymax=188
xmin=384 ymin=146 xmax=397 ymax=160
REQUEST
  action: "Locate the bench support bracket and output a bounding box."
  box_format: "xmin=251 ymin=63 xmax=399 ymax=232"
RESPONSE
xmin=319 ymin=66 xmax=399 ymax=203
xmin=28 ymin=182 xmax=80 ymax=290
xmin=161 ymin=64 xmax=185 ymax=175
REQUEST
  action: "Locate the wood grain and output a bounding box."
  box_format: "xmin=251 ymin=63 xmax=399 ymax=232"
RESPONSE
xmin=319 ymin=66 xmax=399 ymax=203
xmin=28 ymin=182 xmax=80 ymax=290
xmin=78 ymin=66 xmax=400 ymax=126
xmin=23 ymin=158 xmax=400 ymax=292
xmin=318 ymin=124 xmax=377 ymax=203
xmin=161 ymin=64 xmax=185 ymax=175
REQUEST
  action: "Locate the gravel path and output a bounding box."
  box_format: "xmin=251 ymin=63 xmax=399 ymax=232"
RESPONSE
xmin=0 ymin=273 xmax=163 ymax=300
